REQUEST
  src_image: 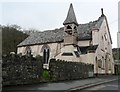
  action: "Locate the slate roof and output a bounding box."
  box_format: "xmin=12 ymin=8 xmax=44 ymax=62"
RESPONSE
xmin=18 ymin=16 xmax=105 ymax=47
xmin=63 ymin=3 xmax=78 ymax=25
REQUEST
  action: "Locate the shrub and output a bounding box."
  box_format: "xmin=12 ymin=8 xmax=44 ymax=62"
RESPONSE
xmin=42 ymin=70 xmax=50 ymax=80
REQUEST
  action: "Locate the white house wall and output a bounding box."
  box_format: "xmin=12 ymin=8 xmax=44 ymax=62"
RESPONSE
xmin=80 ymin=53 xmax=95 ymax=64
xmin=78 ymin=40 xmax=90 ymax=46
xmin=17 ymin=43 xmax=59 ymax=58
xmin=92 ymin=18 xmax=114 ymax=74
xmin=55 ymin=45 xmax=80 ymax=62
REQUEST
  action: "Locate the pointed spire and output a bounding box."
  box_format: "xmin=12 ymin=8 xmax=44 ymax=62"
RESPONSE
xmin=63 ymin=3 xmax=78 ymax=26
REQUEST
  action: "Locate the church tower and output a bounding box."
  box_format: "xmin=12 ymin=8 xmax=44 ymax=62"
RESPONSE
xmin=63 ymin=3 xmax=78 ymax=45
xmin=55 ymin=3 xmax=80 ymax=62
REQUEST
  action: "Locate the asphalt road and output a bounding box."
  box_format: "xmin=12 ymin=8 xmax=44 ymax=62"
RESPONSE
xmin=2 ymin=76 xmax=119 ymax=92
xmin=81 ymin=79 xmax=120 ymax=91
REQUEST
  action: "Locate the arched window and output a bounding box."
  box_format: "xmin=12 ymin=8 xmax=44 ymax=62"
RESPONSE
xmin=95 ymin=57 xmax=98 ymax=74
xmin=65 ymin=25 xmax=72 ymax=35
xmin=24 ymin=46 xmax=31 ymax=55
xmin=41 ymin=45 xmax=50 ymax=64
xmin=41 ymin=44 xmax=50 ymax=53
xmin=67 ymin=25 xmax=72 ymax=29
xmin=43 ymin=48 xmax=50 ymax=64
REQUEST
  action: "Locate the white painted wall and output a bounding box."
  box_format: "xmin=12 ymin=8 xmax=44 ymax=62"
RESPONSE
xmin=78 ymin=40 xmax=90 ymax=46
xmin=92 ymin=18 xmax=114 ymax=74
xmin=56 ymin=45 xmax=80 ymax=62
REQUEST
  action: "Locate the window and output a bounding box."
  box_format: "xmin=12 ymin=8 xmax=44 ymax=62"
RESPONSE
xmin=65 ymin=25 xmax=72 ymax=35
xmin=74 ymin=51 xmax=80 ymax=57
xmin=41 ymin=44 xmax=50 ymax=52
xmin=98 ymin=60 xmax=102 ymax=68
xmin=102 ymin=36 xmax=104 ymax=40
xmin=104 ymin=33 xmax=107 ymax=40
xmin=62 ymin=52 xmax=73 ymax=56
xmin=25 ymin=46 xmax=31 ymax=55
xmin=74 ymin=26 xmax=77 ymax=30
xmin=41 ymin=45 xmax=50 ymax=64
xmin=43 ymin=48 xmax=50 ymax=64
xmin=67 ymin=25 xmax=72 ymax=29
xmin=102 ymin=57 xmax=105 ymax=69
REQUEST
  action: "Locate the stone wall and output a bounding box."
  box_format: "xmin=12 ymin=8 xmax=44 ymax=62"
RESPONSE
xmin=3 ymin=54 xmax=94 ymax=86
xmin=49 ymin=59 xmax=94 ymax=81
xmin=2 ymin=54 xmax=43 ymax=86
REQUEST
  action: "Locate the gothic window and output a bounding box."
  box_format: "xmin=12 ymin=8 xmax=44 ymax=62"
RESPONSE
xmin=43 ymin=48 xmax=50 ymax=64
xmin=25 ymin=46 xmax=31 ymax=55
xmin=41 ymin=45 xmax=50 ymax=64
xmin=41 ymin=44 xmax=50 ymax=52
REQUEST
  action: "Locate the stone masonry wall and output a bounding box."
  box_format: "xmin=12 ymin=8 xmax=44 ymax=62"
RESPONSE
xmin=49 ymin=59 xmax=94 ymax=81
xmin=2 ymin=54 xmax=43 ymax=86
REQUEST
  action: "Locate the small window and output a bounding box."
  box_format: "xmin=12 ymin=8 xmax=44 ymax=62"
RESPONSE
xmin=62 ymin=52 xmax=73 ymax=56
xmin=74 ymin=51 xmax=80 ymax=57
xmin=102 ymin=36 xmax=104 ymax=40
xmin=102 ymin=57 xmax=105 ymax=69
xmin=25 ymin=46 xmax=31 ymax=55
xmin=43 ymin=48 xmax=50 ymax=64
xmin=67 ymin=25 xmax=72 ymax=29
xmin=98 ymin=60 xmax=102 ymax=68
xmin=104 ymin=33 xmax=107 ymax=40
xmin=74 ymin=26 xmax=77 ymax=30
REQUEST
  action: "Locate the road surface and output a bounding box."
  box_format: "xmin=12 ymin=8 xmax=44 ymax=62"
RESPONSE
xmin=2 ymin=76 xmax=119 ymax=92
xmin=81 ymin=79 xmax=120 ymax=91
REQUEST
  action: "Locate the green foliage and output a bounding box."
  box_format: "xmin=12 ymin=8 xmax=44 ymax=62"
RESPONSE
xmin=42 ymin=70 xmax=50 ymax=80
xmin=35 ymin=55 xmax=43 ymax=62
xmin=2 ymin=25 xmax=28 ymax=55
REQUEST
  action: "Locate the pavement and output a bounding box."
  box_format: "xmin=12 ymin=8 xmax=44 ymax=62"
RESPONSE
xmin=84 ymin=79 xmax=119 ymax=91
xmin=67 ymin=76 xmax=119 ymax=92
xmin=2 ymin=75 xmax=119 ymax=91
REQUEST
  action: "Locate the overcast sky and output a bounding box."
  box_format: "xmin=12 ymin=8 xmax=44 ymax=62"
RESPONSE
xmin=0 ymin=0 xmax=119 ymax=48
